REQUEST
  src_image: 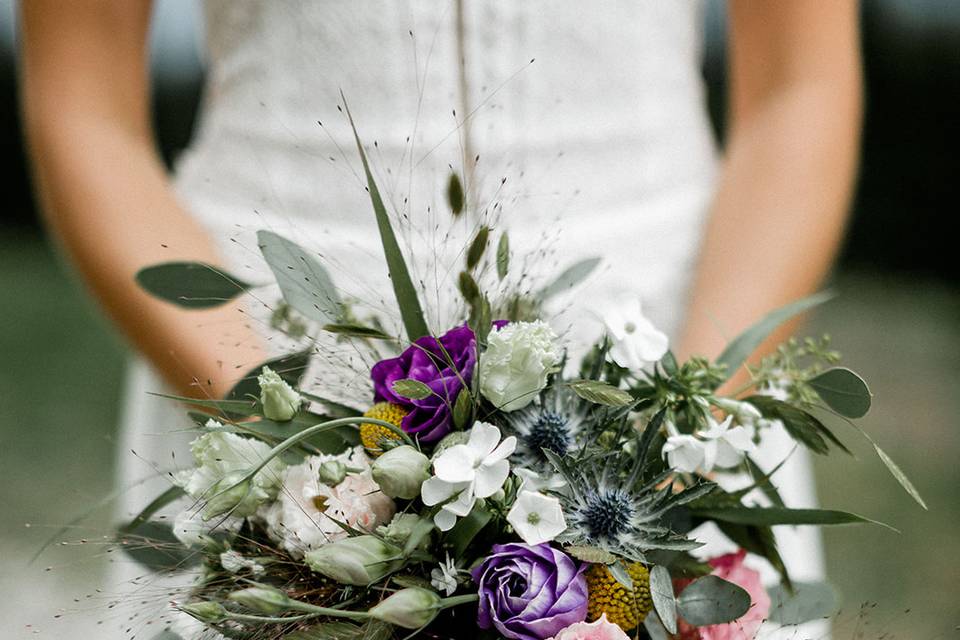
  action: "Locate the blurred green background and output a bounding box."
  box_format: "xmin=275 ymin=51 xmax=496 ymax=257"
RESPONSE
xmin=1 ymin=1 xmax=958 ymax=639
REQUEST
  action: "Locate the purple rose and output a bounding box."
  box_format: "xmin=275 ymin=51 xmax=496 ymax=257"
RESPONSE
xmin=371 ymin=324 xmax=476 ymax=443
xmin=471 ymin=543 xmax=588 ymax=640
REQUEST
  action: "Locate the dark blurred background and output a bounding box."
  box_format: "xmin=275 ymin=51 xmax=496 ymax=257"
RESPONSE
xmin=1 ymin=1 xmax=957 ymax=638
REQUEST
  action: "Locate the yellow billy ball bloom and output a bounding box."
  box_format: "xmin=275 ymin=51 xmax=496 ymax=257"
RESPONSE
xmin=585 ymin=562 xmax=653 ymax=632
xmin=360 ymin=402 xmax=409 ymax=456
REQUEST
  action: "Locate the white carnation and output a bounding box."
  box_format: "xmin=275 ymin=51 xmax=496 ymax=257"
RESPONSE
xmin=260 ymin=446 xmax=395 ymax=558
xmin=479 ymin=321 xmax=563 ymax=412
xmin=175 ymin=427 xmax=285 ymax=518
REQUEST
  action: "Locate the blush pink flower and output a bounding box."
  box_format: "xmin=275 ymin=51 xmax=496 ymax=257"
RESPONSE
xmin=547 ymin=614 xmax=630 ymax=640
xmin=676 ymin=550 xmax=771 ymax=640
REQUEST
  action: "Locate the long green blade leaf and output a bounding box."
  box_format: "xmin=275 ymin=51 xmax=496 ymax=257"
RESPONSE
xmin=716 ymin=291 xmax=834 ymax=380
xmin=692 ymin=506 xmax=897 ymax=531
xmin=341 ymin=94 xmax=429 ymax=341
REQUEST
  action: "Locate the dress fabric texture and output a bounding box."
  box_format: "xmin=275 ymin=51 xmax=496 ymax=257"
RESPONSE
xmin=113 ymin=2 xmax=828 ymax=637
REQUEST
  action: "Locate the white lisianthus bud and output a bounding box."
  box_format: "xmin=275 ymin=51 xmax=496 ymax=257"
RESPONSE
xmin=711 ymin=397 xmax=763 ymax=427
xmin=228 ymin=586 xmax=291 ymax=614
xmin=180 ymin=601 xmax=228 ymax=624
xmin=258 ymin=366 xmax=301 ymax=421
xmin=371 ymin=445 xmax=431 ymax=499
xmin=318 ymin=459 xmax=348 ymax=486
xmin=202 ymin=471 xmax=253 ymax=519
xmin=368 ymin=587 xmax=442 ymax=629
xmin=304 ymin=535 xmax=402 ymax=585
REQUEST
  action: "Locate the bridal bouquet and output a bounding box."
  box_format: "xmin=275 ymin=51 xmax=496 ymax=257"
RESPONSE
xmin=122 ymin=109 xmax=924 ymax=640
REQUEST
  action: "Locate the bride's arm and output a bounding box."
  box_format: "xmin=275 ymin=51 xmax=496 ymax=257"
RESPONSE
xmin=677 ymin=1 xmax=862 ymax=371
xmin=20 ymin=1 xmax=263 ymax=399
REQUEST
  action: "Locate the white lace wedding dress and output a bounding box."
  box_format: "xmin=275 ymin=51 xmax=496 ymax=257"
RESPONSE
xmin=114 ymin=2 xmax=827 ymax=637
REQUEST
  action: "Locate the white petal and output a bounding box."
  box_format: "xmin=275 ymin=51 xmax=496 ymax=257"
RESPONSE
xmin=486 ymin=435 xmax=517 ymax=464
xmin=701 ymin=439 xmax=718 ymax=473
xmin=420 ymin=476 xmax=457 ymax=506
xmin=444 ymin=489 xmax=476 ymax=517
xmin=434 ymin=508 xmax=457 ymax=532
xmin=700 ymin=415 xmax=735 ymax=440
xmin=468 ymin=421 xmax=502 ymax=457
xmin=433 ymin=445 xmax=477 ymax=483
xmin=721 ymin=425 xmax=757 ymax=452
xmin=664 ymin=437 xmax=706 ymax=474
xmin=713 ymin=439 xmax=748 ymax=469
xmin=474 ymin=459 xmax=510 ymax=498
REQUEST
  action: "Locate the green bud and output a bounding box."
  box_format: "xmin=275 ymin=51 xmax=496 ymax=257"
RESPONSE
xmin=180 ymin=601 xmax=227 ymax=624
xmin=368 ymin=587 xmax=441 ymax=629
xmin=376 ymin=513 xmax=431 ymax=549
xmin=258 ymin=366 xmax=301 ymax=421
xmin=203 ymin=471 xmax=252 ymax=519
xmin=432 ymin=430 xmax=470 ymax=458
xmin=371 ymin=445 xmax=430 ymax=499
xmin=318 ymin=460 xmax=348 ymax=486
xmin=228 ymin=586 xmax=291 ymax=614
xmin=304 ymin=535 xmax=402 ymax=585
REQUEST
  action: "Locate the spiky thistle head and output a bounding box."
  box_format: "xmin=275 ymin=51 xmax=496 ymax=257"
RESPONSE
xmin=502 ymin=388 xmax=588 ymax=469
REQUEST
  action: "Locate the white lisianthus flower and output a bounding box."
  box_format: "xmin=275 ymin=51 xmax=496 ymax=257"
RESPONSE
xmin=430 ymin=553 xmax=459 ymax=596
xmin=172 ymin=507 xmax=243 ymax=547
xmin=602 ymin=295 xmax=669 ymax=370
xmin=260 ymin=446 xmax=395 ymax=558
xmin=479 ymin=321 xmax=563 ymax=412
xmin=174 ymin=427 xmax=285 ymax=518
xmin=661 ymin=415 xmax=756 ymax=474
xmin=258 ymin=366 xmax=301 ymax=421
xmin=421 ymin=421 xmax=516 ymax=531
xmin=507 ymin=490 xmax=567 ymax=545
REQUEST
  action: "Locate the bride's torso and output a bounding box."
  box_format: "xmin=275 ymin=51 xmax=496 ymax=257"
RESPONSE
xmin=174 ymin=0 xmax=717 ymax=340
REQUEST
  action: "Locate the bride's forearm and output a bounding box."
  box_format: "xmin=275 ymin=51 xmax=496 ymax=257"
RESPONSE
xmin=20 ymin=1 xmax=264 ymax=399
xmin=677 ymin=0 xmax=862 ymax=377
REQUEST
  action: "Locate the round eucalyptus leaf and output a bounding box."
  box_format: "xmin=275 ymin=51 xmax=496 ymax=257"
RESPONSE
xmin=807 ymin=367 xmax=872 ymax=418
xmin=676 ymin=575 xmax=751 ymax=626
xmin=136 ymin=261 xmax=252 ymax=308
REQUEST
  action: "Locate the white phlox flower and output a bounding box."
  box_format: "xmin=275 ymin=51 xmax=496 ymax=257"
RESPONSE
xmin=421 ymin=421 xmax=516 ymax=531
xmin=602 ymin=294 xmax=669 ymax=370
xmin=507 ymin=490 xmax=567 ymax=545
xmin=430 ymin=553 xmax=459 ymax=596
xmin=661 ymin=415 xmax=756 ymax=474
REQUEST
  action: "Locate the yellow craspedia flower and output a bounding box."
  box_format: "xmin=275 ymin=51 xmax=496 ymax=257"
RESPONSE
xmin=360 ymin=402 xmax=409 ymax=456
xmin=585 ymin=562 xmax=653 ymax=631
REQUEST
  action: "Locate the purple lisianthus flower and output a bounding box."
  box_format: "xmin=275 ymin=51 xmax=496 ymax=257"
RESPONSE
xmin=371 ymin=324 xmax=476 ymax=443
xmin=471 ymin=543 xmax=588 ymax=640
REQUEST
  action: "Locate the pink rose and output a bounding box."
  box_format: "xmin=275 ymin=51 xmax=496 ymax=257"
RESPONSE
xmin=548 ymin=614 xmax=630 ymax=640
xmin=676 ymin=550 xmax=771 ymax=640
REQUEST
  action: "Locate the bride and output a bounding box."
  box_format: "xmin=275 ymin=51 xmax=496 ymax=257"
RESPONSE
xmin=20 ymin=1 xmax=860 ymax=637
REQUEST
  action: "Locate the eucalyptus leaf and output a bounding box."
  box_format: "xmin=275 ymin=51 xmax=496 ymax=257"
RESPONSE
xmin=452 ymin=388 xmax=473 ymax=430
xmin=608 ymin=561 xmax=633 ymax=590
xmin=136 ymin=261 xmax=252 ymax=309
xmin=447 ymin=172 xmax=465 ymax=216
xmin=568 ymin=380 xmax=633 ymax=407
xmin=692 ymin=506 xmax=897 ymax=531
xmin=322 ymin=323 xmax=393 ymax=340
xmin=496 ymin=233 xmax=509 ymax=280
xmin=807 ymin=367 xmax=872 ymax=418
xmin=649 ymin=565 xmax=678 ymax=634
xmin=392 ymin=379 xmax=433 ymax=400
xmin=257 ymin=230 xmax=342 ymax=324
xmin=342 ymin=95 xmax=429 ymax=341
xmin=564 ymin=546 xmax=616 ymax=564
xmin=766 ymin=581 xmax=838 ymax=626
xmin=466 ymin=226 xmax=489 ymax=270
xmin=716 ymin=291 xmax=834 ymax=381
xmin=117 ymin=521 xmax=199 ymax=573
xmin=539 ymin=257 xmax=602 ymax=300
xmin=643 ymin=611 xmax=671 ymax=640
xmin=676 ymin=575 xmax=751 ymax=626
